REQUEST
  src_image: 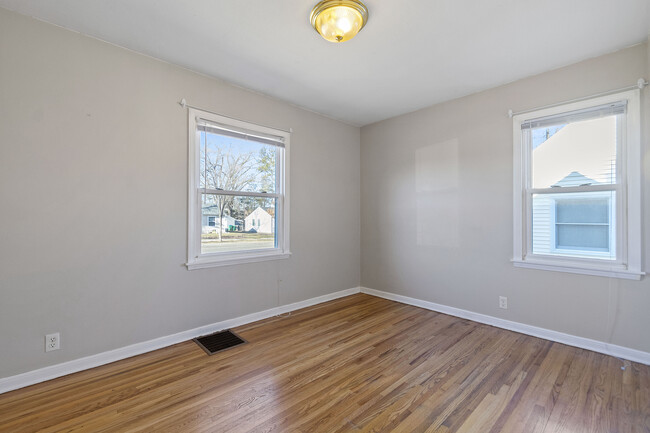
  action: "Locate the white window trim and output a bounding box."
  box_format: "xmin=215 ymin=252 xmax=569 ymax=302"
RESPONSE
xmin=186 ymin=108 xmax=291 ymax=269
xmin=512 ymin=89 xmax=643 ymax=280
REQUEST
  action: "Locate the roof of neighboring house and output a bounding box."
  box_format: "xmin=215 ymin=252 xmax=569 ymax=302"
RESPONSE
xmin=552 ymin=171 xmax=600 ymax=188
xmin=245 ymin=206 xmax=273 ymax=219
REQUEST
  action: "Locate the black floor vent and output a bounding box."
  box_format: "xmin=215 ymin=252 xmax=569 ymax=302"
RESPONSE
xmin=194 ymin=330 xmax=247 ymax=355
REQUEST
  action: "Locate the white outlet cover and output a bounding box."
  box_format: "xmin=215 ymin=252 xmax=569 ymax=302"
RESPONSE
xmin=45 ymin=333 xmax=60 ymax=352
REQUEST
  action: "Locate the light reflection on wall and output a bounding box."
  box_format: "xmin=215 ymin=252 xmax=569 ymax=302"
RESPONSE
xmin=415 ymin=139 xmax=460 ymax=248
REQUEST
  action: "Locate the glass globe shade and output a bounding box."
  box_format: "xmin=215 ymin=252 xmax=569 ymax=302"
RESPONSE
xmin=310 ymin=0 xmax=368 ymax=43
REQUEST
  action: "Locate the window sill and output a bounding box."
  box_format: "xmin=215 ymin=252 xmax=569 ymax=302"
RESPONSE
xmin=186 ymin=251 xmax=292 ymax=270
xmin=512 ymin=258 xmax=643 ymax=280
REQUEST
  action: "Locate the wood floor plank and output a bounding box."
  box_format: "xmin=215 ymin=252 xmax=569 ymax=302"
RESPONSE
xmin=0 ymin=293 xmax=648 ymax=432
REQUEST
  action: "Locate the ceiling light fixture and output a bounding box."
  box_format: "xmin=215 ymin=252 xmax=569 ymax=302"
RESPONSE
xmin=310 ymin=0 xmax=368 ymax=43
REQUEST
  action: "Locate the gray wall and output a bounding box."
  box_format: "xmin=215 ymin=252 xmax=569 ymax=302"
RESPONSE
xmin=361 ymin=42 xmax=650 ymax=353
xmin=0 ymin=8 xmax=360 ymax=377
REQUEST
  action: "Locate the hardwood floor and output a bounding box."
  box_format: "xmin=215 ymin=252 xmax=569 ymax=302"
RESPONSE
xmin=0 ymin=294 xmax=648 ymax=432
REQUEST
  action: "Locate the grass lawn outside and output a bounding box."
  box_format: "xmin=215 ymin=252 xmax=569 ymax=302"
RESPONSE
xmin=201 ymin=231 xmax=275 ymax=253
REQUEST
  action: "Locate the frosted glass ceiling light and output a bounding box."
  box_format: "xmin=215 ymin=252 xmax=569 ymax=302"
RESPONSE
xmin=310 ymin=0 xmax=368 ymax=43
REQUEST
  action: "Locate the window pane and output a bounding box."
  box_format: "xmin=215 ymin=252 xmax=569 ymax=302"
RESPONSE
xmin=531 ymin=116 xmax=617 ymax=188
xmin=556 ymin=198 xmax=609 ymax=224
xmin=199 ymin=130 xmax=278 ymax=193
xmin=532 ymin=191 xmax=615 ymax=259
xmin=556 ymin=225 xmax=608 ymax=250
xmin=201 ymin=194 xmax=277 ymax=254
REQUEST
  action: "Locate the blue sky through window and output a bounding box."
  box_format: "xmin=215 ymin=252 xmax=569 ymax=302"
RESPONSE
xmin=532 ymin=125 xmax=565 ymax=149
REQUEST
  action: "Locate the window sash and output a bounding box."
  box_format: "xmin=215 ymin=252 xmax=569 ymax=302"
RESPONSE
xmin=529 ymin=184 xmax=617 ymax=195
xmin=524 ymin=193 xmax=623 ymax=263
xmin=196 ymin=190 xmax=284 ymax=258
xmin=200 ymin=188 xmax=281 ymax=198
xmin=199 ymin=192 xmax=281 ymax=256
xmin=520 ymin=108 xmax=626 ymax=265
xmin=522 ymin=114 xmax=624 ymax=190
xmin=199 ymin=126 xmax=283 ymax=195
xmin=527 ymin=190 xmax=618 ymax=260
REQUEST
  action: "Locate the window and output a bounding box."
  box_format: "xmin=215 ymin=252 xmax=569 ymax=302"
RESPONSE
xmin=186 ymin=108 xmax=290 ymax=269
xmin=512 ymin=90 xmax=642 ymax=279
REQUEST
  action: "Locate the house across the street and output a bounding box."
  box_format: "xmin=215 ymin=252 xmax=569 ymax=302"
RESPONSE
xmin=245 ymin=207 xmax=275 ymax=234
xmin=201 ymin=205 xmax=241 ymax=233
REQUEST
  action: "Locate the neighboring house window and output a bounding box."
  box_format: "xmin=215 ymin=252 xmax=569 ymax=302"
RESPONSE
xmin=512 ymin=90 xmax=642 ymax=279
xmin=186 ymin=108 xmax=291 ymax=269
xmin=554 ymin=197 xmax=611 ymax=253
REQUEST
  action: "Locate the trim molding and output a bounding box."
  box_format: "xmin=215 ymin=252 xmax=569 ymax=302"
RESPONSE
xmin=186 ymin=252 xmax=292 ymax=270
xmin=360 ymin=287 xmax=650 ymax=365
xmin=512 ymin=259 xmax=644 ymax=280
xmin=0 ymin=287 xmax=361 ymax=394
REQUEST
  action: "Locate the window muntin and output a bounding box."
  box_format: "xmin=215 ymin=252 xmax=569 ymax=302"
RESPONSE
xmin=512 ymin=89 xmax=642 ymax=279
xmin=187 ymin=109 xmax=290 ymax=269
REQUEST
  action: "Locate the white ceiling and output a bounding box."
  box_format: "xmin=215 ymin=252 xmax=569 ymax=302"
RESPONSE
xmin=1 ymin=0 xmax=648 ymax=126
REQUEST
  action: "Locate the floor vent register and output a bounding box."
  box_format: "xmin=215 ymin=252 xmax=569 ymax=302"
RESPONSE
xmin=194 ymin=330 xmax=247 ymax=355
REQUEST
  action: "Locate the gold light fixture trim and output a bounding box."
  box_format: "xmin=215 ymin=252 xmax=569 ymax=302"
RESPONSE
xmin=310 ymin=0 xmax=369 ymax=43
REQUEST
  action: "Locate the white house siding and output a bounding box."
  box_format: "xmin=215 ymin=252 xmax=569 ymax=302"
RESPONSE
xmin=201 ymin=214 xmax=236 ymax=234
xmin=245 ymin=207 xmax=275 ymax=234
xmin=532 ymin=196 xmax=553 ymax=255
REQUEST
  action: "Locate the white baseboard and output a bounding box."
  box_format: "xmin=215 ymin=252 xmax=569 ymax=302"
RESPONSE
xmin=0 ymin=287 xmax=361 ymax=394
xmin=360 ymin=287 xmax=650 ymax=365
xmin=4 ymin=285 xmax=647 ymax=395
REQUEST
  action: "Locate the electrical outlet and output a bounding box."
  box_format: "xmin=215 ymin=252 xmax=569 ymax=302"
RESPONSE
xmin=45 ymin=333 xmax=60 ymax=352
xmin=499 ymin=296 xmax=508 ymax=309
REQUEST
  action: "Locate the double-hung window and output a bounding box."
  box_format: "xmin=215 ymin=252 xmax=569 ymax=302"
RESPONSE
xmin=186 ymin=108 xmax=290 ymax=269
xmin=512 ymin=90 xmax=642 ymax=279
